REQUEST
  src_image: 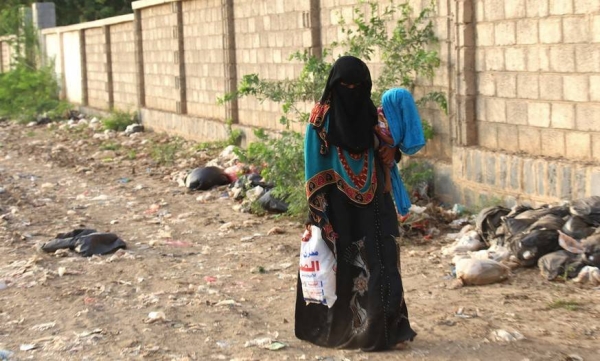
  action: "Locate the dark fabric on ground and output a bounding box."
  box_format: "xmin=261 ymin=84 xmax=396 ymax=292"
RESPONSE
xmin=42 ymin=228 xmax=126 ymax=256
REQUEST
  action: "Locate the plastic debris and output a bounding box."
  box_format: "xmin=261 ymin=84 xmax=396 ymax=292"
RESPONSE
xmin=455 ymin=259 xmax=510 ymax=286
xmin=491 ymin=329 xmax=525 ymax=342
xmin=0 ymin=350 xmax=13 ymax=360
xmin=145 ymin=311 xmax=166 ymax=323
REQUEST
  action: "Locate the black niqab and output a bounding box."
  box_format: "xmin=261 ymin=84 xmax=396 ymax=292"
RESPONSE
xmin=320 ymin=56 xmax=377 ymax=153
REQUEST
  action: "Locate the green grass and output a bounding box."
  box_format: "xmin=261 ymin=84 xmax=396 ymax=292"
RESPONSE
xmin=547 ymin=299 xmax=581 ymax=311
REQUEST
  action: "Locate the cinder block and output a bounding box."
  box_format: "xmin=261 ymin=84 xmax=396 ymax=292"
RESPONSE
xmin=563 ymin=16 xmax=589 ymax=43
xmin=549 ymin=0 xmax=573 ymax=15
xmin=540 ymin=128 xmax=566 ymax=158
xmin=495 ymin=21 xmax=516 ymax=45
xmin=575 ymin=104 xmax=600 ymax=132
xmin=506 ymin=100 xmax=528 ymax=125
xmin=591 ymin=75 xmax=600 ymax=102
xmin=592 ymin=168 xmax=600 ymax=197
xmin=516 ymin=19 xmax=538 ymax=45
xmin=518 ymin=126 xmax=543 ymax=155
xmin=526 ymin=47 xmax=541 ymax=71
xmin=528 ymin=102 xmax=551 ymax=127
xmin=575 ymin=45 xmax=600 ymax=72
xmin=485 ymin=48 xmax=504 ymax=71
xmin=523 ymin=159 xmax=536 ymax=194
xmin=539 ymin=74 xmax=563 ymax=100
xmin=593 ymin=134 xmax=600 ymax=164
xmin=547 ymin=162 xmax=558 ymax=197
xmin=486 ymin=97 xmax=506 ymax=123
xmin=496 ymin=73 xmax=516 ymax=98
xmin=505 ymin=0 xmax=526 ymax=18
xmin=539 ymin=18 xmax=562 ymax=44
xmin=485 ymin=0 xmax=505 ymax=21
xmin=551 ymin=103 xmax=575 ymax=129
xmin=478 ymin=73 xmax=495 ymax=96
xmin=563 ymin=75 xmax=589 ymax=102
xmin=573 ymin=167 xmax=588 ymax=199
xmin=476 ymin=23 xmax=495 ymax=46
xmin=536 ymin=161 xmax=545 ymax=196
xmin=574 ymin=0 xmax=600 ymax=13
xmin=516 ymin=74 xmax=539 ymax=99
xmin=559 ymin=164 xmax=573 ymax=199
xmin=497 ymin=153 xmax=507 ymax=188
xmin=509 ymin=155 xmax=521 ymax=190
xmin=485 ymin=153 xmax=496 ymax=186
xmin=505 ymin=47 xmax=526 ymax=71
xmin=594 ymin=15 xmax=600 ymax=43
xmin=497 ymin=124 xmax=519 ymax=152
xmin=472 ymin=150 xmax=483 ymax=183
xmin=565 ymin=132 xmax=591 ymax=159
xmin=550 ymin=46 xmax=576 ymax=72
xmin=478 ymin=121 xmax=498 ymax=149
xmin=526 ymin=0 xmax=549 ymax=17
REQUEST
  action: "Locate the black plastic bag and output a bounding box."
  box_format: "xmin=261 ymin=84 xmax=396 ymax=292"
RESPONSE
xmin=42 ymin=228 xmax=126 ymax=257
xmin=257 ymin=190 xmax=288 ymax=213
xmin=186 ymin=166 xmax=231 ymax=190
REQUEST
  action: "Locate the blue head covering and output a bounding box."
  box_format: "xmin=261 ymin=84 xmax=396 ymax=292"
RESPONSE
xmin=381 ymin=88 xmax=426 ymax=215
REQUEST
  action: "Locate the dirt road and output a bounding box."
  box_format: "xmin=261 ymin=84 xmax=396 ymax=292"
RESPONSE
xmin=0 ymin=121 xmax=598 ymax=360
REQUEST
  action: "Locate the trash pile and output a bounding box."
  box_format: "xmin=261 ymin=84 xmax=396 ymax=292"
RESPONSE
xmin=443 ymin=196 xmax=600 ymax=287
xmin=181 ymin=145 xmax=289 ymax=214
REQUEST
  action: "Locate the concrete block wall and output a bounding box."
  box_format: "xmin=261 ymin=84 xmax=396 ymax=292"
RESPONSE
xmin=475 ymin=0 xmax=600 ymax=161
xmin=110 ymin=22 xmax=138 ymax=111
xmin=447 ymin=146 xmax=600 ymax=207
xmin=233 ymin=0 xmax=311 ymax=130
xmin=35 ymin=0 xmax=599 ymax=209
xmin=140 ymin=3 xmax=180 ymax=113
xmin=182 ymin=0 xmax=225 ymax=120
xmin=85 ymin=27 xmax=110 ymax=110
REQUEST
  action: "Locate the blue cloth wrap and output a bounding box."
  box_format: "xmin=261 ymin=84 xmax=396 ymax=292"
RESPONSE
xmin=381 ymin=88 xmax=426 ymax=215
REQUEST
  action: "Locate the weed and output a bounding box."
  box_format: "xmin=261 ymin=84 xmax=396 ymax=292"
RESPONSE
xmin=150 ymin=139 xmax=183 ymax=166
xmin=547 ymin=299 xmax=581 ymax=311
xmin=100 ymin=142 xmax=121 ymax=151
xmin=26 ymin=131 xmax=35 ymax=137
xmin=102 ymin=110 xmax=137 ymax=132
xmin=127 ymin=150 xmax=137 ymax=160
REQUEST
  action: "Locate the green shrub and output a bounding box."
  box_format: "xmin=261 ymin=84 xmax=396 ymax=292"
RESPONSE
xmin=101 ymin=110 xmax=137 ymax=131
xmin=235 ymin=129 xmax=307 ymax=217
xmin=150 ymin=138 xmax=184 ymax=166
xmin=0 ymin=64 xmax=63 ymax=123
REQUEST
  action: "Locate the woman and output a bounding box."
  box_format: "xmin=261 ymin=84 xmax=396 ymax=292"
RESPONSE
xmin=295 ymin=56 xmax=421 ymax=351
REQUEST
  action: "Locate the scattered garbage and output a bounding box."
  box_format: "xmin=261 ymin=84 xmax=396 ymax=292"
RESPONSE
xmin=455 ymin=259 xmax=510 ymax=286
xmin=185 ymin=166 xmax=231 ymax=190
xmin=41 ymin=229 xmax=126 ymax=257
xmin=491 ymin=329 xmax=525 ymax=342
xmin=145 ymin=311 xmax=167 ymax=324
xmin=124 ymin=124 xmax=144 ymax=135
xmin=0 ymin=350 xmax=13 ymax=360
xmin=450 ymin=197 xmax=600 ymax=286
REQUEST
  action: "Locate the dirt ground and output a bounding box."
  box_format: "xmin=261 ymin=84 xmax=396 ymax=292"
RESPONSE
xmin=0 ymin=120 xmax=598 ymax=361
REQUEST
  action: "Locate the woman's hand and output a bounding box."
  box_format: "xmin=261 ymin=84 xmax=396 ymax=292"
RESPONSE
xmin=378 ymin=145 xmax=396 ymax=167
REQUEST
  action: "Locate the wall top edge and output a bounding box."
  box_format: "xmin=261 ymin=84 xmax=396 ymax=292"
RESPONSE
xmin=40 ymin=14 xmax=134 ymax=35
xmin=0 ymin=35 xmax=17 ymax=41
xmin=132 ymin=0 xmax=180 ymax=10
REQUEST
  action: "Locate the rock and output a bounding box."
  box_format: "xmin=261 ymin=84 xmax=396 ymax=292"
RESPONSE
xmin=491 ymin=329 xmax=525 ymax=342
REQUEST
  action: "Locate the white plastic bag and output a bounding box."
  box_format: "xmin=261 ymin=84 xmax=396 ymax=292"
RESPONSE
xmin=299 ymin=226 xmax=337 ymax=307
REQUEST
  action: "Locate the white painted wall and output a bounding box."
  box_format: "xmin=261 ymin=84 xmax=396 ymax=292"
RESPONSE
xmin=61 ymin=31 xmax=82 ymax=104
